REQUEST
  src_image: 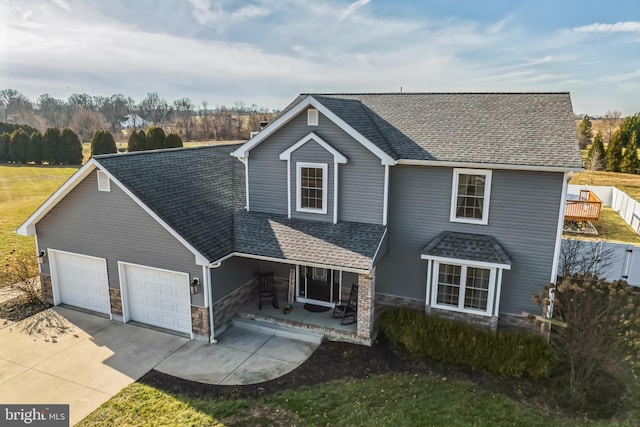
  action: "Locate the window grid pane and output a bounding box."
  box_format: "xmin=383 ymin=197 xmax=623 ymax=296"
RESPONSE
xmin=456 ymin=174 xmax=485 ymax=219
xmin=437 ymin=264 xmax=461 ymax=306
xmin=464 ymin=267 xmax=490 ymax=310
xmin=301 ymin=167 xmax=323 ymax=209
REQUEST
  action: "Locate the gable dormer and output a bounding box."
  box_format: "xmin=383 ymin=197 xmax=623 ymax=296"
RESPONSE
xmin=232 ymin=98 xmax=392 ymax=225
xmin=279 ymin=132 xmax=347 ymax=223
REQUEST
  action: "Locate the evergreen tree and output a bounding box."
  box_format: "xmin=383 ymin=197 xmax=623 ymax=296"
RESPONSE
xmin=165 ymin=133 xmax=183 ymax=148
xmin=9 ymin=129 xmax=30 ymax=163
xmin=90 ymin=130 xmax=117 ymax=156
xmin=146 ymin=126 xmax=166 ymax=150
xmin=28 ymin=131 xmax=43 ymax=164
xmin=42 ymin=127 xmax=62 ymax=164
xmin=577 ymin=115 xmax=593 ymax=149
xmin=0 ymin=133 xmax=10 ymax=162
xmin=60 ymin=128 xmax=83 ymax=164
xmin=605 ymin=132 xmax=623 ymax=172
xmin=616 ymin=113 xmax=640 ymax=147
xmin=621 ymin=132 xmax=640 ymax=174
xmin=587 ymin=132 xmax=605 ymax=171
xmin=127 ymin=129 xmax=146 ymax=152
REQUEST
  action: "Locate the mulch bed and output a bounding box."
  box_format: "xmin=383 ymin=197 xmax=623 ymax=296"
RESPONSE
xmin=139 ymin=335 xmax=545 ymax=407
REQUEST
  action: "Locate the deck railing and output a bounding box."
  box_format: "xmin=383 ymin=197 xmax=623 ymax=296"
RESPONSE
xmin=565 ymin=190 xmax=602 ymax=222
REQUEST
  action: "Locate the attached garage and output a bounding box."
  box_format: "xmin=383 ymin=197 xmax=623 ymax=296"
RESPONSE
xmin=119 ymin=262 xmax=192 ymax=335
xmin=48 ymin=249 xmax=111 ymax=315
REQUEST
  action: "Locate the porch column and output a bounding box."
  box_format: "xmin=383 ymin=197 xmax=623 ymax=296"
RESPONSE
xmin=357 ymin=269 xmax=376 ymax=339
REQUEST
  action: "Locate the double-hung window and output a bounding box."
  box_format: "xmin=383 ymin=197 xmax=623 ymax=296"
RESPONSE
xmin=450 ymin=169 xmax=492 ymax=225
xmin=296 ymin=162 xmax=327 ymax=214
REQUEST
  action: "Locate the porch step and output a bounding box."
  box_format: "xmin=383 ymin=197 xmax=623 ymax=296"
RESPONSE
xmin=232 ymin=317 xmax=324 ymax=345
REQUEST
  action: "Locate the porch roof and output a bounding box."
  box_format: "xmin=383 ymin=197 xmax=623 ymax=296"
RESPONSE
xmin=421 ymin=231 xmax=512 ymax=268
xmin=233 ymin=210 xmax=387 ymax=272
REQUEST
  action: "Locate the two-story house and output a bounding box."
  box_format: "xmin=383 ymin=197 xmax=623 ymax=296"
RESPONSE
xmin=17 ymin=93 xmax=582 ymax=345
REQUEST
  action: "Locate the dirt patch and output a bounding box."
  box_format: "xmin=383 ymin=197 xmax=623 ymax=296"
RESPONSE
xmin=0 ymin=293 xmax=50 ymax=322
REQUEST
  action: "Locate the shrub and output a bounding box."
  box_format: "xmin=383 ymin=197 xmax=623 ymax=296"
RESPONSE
xmin=9 ymin=129 xmax=29 ymax=163
xmin=127 ymin=129 xmax=146 ymax=152
xmin=60 ymin=128 xmax=83 ymax=164
xmin=42 ymin=127 xmax=62 ymax=164
xmin=146 ymin=126 xmax=166 ymax=150
xmin=90 ymin=130 xmax=116 ymax=156
xmin=165 ymin=132 xmax=183 ymax=148
xmin=535 ymin=274 xmax=640 ymax=416
xmin=0 ymin=132 xmax=11 ymax=162
xmin=378 ymin=308 xmax=555 ymax=379
xmin=28 ymin=131 xmax=43 ymax=164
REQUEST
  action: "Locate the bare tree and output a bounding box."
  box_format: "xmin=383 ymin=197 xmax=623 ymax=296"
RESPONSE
xmin=173 ymin=98 xmax=194 ymax=140
xmin=601 ymin=110 xmax=622 ymax=145
xmin=36 ymin=94 xmax=67 ymax=128
xmin=558 ymin=239 xmax=618 ymax=278
xmin=69 ymin=108 xmax=109 ymax=141
xmin=0 ymin=89 xmax=35 ymax=123
xmin=140 ymin=92 xmax=168 ymax=125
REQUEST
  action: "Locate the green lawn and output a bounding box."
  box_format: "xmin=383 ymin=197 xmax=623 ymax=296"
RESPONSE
xmin=570 ymin=170 xmax=640 ymax=202
xmin=77 ymin=373 xmax=639 ymax=427
xmin=0 ymin=164 xmax=78 ymax=258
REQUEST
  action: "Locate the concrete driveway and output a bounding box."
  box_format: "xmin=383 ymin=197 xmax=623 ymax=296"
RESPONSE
xmin=0 ymin=307 xmax=189 ymax=425
xmin=0 ymin=306 xmax=319 ymax=425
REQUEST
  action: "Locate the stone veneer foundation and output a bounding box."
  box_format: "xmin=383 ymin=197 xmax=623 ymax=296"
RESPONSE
xmin=212 ymin=277 xmax=259 ymax=332
xmin=191 ymin=305 xmax=210 ymax=336
xmin=40 ymin=273 xmax=53 ymax=304
xmin=356 ymin=271 xmax=375 ymax=340
xmin=108 ymin=288 xmax=123 ymax=316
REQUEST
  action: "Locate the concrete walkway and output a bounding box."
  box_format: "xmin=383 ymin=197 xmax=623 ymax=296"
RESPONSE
xmin=156 ymin=326 xmax=318 ymax=385
xmin=0 ymin=307 xmax=317 ymax=425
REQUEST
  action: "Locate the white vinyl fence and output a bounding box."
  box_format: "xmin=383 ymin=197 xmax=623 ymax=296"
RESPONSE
xmin=568 ymin=184 xmax=640 ymax=235
xmin=565 ymin=184 xmax=640 ymax=286
xmin=559 ymin=240 xmax=640 ymax=287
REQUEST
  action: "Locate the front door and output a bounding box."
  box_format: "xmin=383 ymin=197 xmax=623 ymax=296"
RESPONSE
xmin=297 ymin=266 xmax=341 ymax=307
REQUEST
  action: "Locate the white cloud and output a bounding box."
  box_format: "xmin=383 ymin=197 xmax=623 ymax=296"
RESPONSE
xmin=339 ymin=0 xmax=370 ymax=20
xmin=49 ymin=0 xmax=71 ymax=12
xmin=186 ymin=0 xmax=269 ymax=28
xmin=572 ymin=21 xmax=640 ymax=33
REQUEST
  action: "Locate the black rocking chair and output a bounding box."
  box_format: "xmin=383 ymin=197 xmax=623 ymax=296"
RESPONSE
xmin=258 ymin=272 xmax=279 ymax=309
xmin=332 ymin=284 xmax=358 ymax=325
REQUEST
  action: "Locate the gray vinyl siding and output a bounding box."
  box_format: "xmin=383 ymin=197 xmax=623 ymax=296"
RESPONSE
xmin=248 ymin=108 xmax=385 ymax=224
xmin=376 ymin=165 xmax=563 ymax=316
xmin=210 ymin=256 xmax=260 ymax=302
xmin=291 ymin=141 xmax=334 ymax=222
xmin=36 ymin=170 xmax=206 ymax=306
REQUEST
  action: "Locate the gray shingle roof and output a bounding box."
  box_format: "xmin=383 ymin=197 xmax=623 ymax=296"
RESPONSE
xmin=234 ymin=210 xmax=387 ymax=271
xmin=95 ymin=146 xmax=386 ymax=270
xmin=304 ymin=92 xmax=582 ymax=169
xmin=421 ymin=231 xmax=512 ymax=266
xmin=95 ymin=144 xmax=244 ymax=262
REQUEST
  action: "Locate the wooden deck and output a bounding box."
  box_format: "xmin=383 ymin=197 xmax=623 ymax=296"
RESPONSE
xmin=565 ymin=190 xmax=602 ymax=222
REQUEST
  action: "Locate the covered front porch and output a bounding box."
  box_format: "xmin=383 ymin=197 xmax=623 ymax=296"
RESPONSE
xmin=229 ymin=210 xmax=387 ymax=345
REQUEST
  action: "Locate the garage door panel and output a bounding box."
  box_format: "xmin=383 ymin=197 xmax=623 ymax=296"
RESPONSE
xmin=52 ymin=250 xmax=110 ymax=315
xmin=122 ymin=263 xmax=191 ymax=335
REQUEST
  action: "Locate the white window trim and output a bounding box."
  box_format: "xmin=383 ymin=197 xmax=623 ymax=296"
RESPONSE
xmin=450 ymin=168 xmax=492 ymax=225
xmin=296 ymin=162 xmax=328 ymax=214
xmin=97 ymin=170 xmax=111 ymax=192
xmin=429 ymin=260 xmax=496 ymax=316
xmin=307 ymin=108 xmax=319 ymax=126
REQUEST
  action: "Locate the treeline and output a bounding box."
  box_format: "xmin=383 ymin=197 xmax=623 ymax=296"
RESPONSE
xmin=0 ymin=125 xmax=82 ymax=165
xmin=579 ymin=113 xmax=640 ymax=174
xmin=0 ymin=89 xmax=278 ymax=142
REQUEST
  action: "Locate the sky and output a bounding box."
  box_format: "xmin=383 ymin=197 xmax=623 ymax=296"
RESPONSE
xmin=1 ymin=0 xmax=639 ymax=115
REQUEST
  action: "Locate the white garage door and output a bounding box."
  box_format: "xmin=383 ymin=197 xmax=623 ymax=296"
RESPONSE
xmin=120 ymin=263 xmax=191 ymax=335
xmin=50 ymin=250 xmax=111 ymax=314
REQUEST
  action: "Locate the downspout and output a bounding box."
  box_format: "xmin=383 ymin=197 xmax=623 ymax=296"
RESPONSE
xmin=207 ymin=261 xmax=222 ymax=344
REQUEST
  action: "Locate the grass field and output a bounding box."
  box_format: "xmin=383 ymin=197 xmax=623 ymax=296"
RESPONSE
xmin=0 ymin=165 xmax=78 ymax=258
xmin=77 ymin=373 xmax=639 ymax=427
xmin=570 ymin=170 xmax=640 ymax=202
